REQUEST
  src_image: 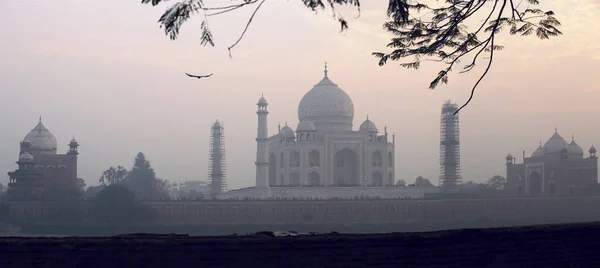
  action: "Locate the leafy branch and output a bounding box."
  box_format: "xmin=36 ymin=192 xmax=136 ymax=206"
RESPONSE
xmin=372 ymin=0 xmax=561 ymax=114
xmin=141 ymin=0 xmax=561 ymax=114
xmin=142 ymin=0 xmax=361 ymax=57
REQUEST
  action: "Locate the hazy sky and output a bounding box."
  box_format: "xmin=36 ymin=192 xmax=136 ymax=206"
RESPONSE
xmin=1 ymin=0 xmax=599 ymax=189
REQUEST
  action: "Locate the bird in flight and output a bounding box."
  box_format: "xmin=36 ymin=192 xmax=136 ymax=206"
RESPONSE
xmin=185 ymin=73 xmax=213 ymax=79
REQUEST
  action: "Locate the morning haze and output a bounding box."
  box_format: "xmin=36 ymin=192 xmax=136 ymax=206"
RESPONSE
xmin=0 ymin=0 xmax=598 ymax=190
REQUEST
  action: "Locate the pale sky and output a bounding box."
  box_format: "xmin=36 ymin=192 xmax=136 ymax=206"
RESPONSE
xmin=0 ymin=0 xmax=599 ymax=189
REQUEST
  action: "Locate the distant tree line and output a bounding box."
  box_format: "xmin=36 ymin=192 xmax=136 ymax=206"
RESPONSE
xmin=83 ymin=152 xmax=169 ymax=223
xmin=395 ymin=175 xmax=507 ymax=196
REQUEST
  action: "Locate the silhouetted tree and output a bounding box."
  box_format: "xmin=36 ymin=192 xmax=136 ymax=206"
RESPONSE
xmin=123 ymin=152 xmax=169 ymax=199
xmin=396 ymin=179 xmax=406 ymax=186
xmin=84 ymin=185 xmax=106 ymax=199
xmin=486 ymin=175 xmax=507 ymax=190
xmin=94 ymin=184 xmax=157 ymax=223
xmin=414 ymin=176 xmax=434 ymax=187
xmin=141 ymin=0 xmax=561 ymax=113
xmin=99 ymin=165 xmax=128 ymax=186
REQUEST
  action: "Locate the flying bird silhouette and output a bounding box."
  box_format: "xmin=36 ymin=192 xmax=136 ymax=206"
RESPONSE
xmin=185 ymin=73 xmax=213 ymax=79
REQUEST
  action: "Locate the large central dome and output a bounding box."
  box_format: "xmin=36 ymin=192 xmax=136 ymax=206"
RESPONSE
xmin=23 ymin=117 xmax=58 ymax=154
xmin=297 ymin=64 xmax=354 ymax=132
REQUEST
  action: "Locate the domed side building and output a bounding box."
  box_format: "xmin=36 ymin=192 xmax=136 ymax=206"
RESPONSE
xmin=505 ymin=129 xmax=598 ymax=196
xmin=7 ymin=117 xmax=80 ymax=201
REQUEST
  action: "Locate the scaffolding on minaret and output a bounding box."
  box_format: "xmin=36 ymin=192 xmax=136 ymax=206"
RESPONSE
xmin=439 ymin=100 xmax=461 ymax=190
xmin=208 ymin=120 xmax=226 ymax=198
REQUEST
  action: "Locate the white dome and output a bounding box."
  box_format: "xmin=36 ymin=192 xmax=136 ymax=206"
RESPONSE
xmin=359 ymin=118 xmax=378 ymax=133
xmin=542 ymin=130 xmax=568 ymax=155
xmin=296 ymin=120 xmax=316 ymax=132
xmin=18 ymin=152 xmax=34 ymax=161
xmin=279 ymin=125 xmax=295 ymax=138
xmin=297 ymin=65 xmax=354 ymax=132
xmin=24 ymin=118 xmax=57 ymax=153
xmin=568 ymin=137 xmax=584 ymax=157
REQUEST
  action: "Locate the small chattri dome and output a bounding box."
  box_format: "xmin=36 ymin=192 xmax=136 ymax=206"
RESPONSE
xmin=70 ymin=137 xmax=79 ymax=145
xmin=18 ymin=152 xmax=34 ymax=162
xmin=590 ymin=145 xmax=597 ymax=154
xmin=568 ymin=136 xmax=584 ymax=157
xmin=506 ymin=153 xmax=513 ymax=160
xmin=280 ymin=125 xmax=295 ymax=139
xmin=257 ymin=95 xmax=268 ymax=105
xmin=296 ymin=120 xmax=316 ymax=132
xmin=359 ymin=118 xmax=378 ymax=133
xmin=531 ymin=142 xmax=544 ymax=157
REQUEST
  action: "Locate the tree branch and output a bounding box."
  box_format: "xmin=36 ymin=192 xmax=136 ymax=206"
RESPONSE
xmin=228 ymin=0 xmax=267 ymax=58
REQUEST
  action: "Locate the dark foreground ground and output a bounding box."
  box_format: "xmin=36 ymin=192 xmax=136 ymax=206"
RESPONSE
xmin=3 ymin=222 xmax=600 ymax=268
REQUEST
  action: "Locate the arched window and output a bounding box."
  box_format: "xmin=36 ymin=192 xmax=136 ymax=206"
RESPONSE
xmin=372 ymin=151 xmax=383 ymax=167
xmin=280 ymin=152 xmax=284 ymax=168
xmin=308 ymin=150 xmax=320 ymax=167
xmin=308 ymin=172 xmax=320 ymax=186
xmin=289 ymin=172 xmax=300 ymax=186
xmin=289 ymin=151 xmax=300 ymax=168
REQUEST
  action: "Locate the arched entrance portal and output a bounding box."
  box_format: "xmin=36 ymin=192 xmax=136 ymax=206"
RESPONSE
xmin=308 ymin=171 xmax=320 ymax=186
xmin=289 ymin=172 xmax=300 ymax=186
xmin=372 ymin=172 xmax=383 ymax=186
xmin=268 ymin=153 xmax=277 ymax=186
xmin=529 ymin=171 xmax=542 ymax=196
xmin=334 ymin=148 xmax=359 ymax=186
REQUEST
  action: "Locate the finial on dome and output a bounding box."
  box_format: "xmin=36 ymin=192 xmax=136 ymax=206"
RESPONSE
xmin=39 ymin=116 xmax=42 ymax=124
xmin=572 ymin=135 xmax=575 ymax=142
xmin=366 ymin=114 xmax=369 ymax=120
xmin=285 ymin=121 xmax=288 ymax=126
xmin=324 ymin=61 xmax=328 ymax=77
xmin=555 ymin=127 xmax=558 ymax=133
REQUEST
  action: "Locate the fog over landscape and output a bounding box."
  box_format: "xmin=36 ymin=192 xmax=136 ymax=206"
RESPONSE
xmin=0 ymin=0 xmax=599 ymax=189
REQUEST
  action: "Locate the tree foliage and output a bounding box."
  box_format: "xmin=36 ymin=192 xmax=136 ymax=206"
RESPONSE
xmin=94 ymin=184 xmax=157 ymax=223
xmin=486 ymin=175 xmax=507 ymax=190
xmin=99 ymin=165 xmax=128 ymax=186
xmin=122 ymin=152 xmax=169 ymax=199
xmin=141 ymin=0 xmax=561 ymax=113
xmin=99 ymin=153 xmax=169 ymax=199
xmin=414 ymin=176 xmax=434 ymax=187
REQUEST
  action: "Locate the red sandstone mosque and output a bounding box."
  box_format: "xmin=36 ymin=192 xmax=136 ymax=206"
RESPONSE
xmin=506 ymin=129 xmax=597 ymax=196
xmin=6 ymin=118 xmax=80 ymax=201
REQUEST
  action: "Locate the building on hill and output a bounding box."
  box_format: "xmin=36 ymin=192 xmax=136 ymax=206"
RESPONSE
xmin=506 ymin=129 xmax=598 ymax=196
xmin=7 ymin=118 xmax=80 ymax=201
xmin=219 ymin=63 xmax=439 ymax=199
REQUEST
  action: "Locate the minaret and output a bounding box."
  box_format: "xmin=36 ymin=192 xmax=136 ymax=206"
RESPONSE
xmin=67 ymin=137 xmax=79 ymax=181
xmin=255 ymin=94 xmax=270 ymax=188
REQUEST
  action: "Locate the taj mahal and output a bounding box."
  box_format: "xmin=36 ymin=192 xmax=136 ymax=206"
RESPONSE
xmin=220 ymin=64 xmax=439 ymax=199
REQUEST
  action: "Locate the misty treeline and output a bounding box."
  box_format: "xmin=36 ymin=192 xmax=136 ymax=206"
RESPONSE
xmin=396 ymin=175 xmax=506 ymax=195
xmin=141 ymin=0 xmax=561 ymax=114
xmin=75 ymin=152 xmax=170 ymax=223
xmin=90 ymin=152 xmax=170 ymax=199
